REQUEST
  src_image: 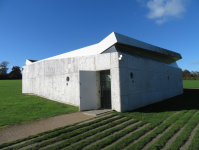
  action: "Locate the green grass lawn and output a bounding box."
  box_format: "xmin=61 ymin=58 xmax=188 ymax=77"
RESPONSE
xmin=0 ymin=80 xmax=79 ymax=127
xmin=183 ymin=80 xmax=199 ymax=88
xmin=2 ymin=80 xmax=199 ymax=149
xmin=1 ymin=88 xmax=199 ymax=150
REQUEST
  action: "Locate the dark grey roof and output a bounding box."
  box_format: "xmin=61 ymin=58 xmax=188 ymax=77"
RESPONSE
xmin=101 ymin=32 xmax=182 ymax=64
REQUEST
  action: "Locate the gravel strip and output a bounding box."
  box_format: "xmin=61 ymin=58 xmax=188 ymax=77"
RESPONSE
xmin=1 ymin=113 xmax=112 ymax=150
xmin=0 ymin=112 xmax=95 ymax=145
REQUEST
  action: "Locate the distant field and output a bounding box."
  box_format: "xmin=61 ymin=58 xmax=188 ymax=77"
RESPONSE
xmin=0 ymin=80 xmax=78 ymax=127
xmin=183 ymin=80 xmax=199 ymax=88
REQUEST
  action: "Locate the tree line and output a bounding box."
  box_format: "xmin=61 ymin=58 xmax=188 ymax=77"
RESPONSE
xmin=0 ymin=61 xmax=197 ymax=80
xmin=0 ymin=61 xmax=22 ymax=79
xmin=182 ymin=69 xmax=199 ymax=80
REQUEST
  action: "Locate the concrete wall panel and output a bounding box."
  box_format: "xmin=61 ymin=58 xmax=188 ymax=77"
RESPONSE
xmin=111 ymin=52 xmax=119 ymax=68
xmin=119 ymin=68 xmax=129 ymax=96
xmin=95 ymin=53 xmax=111 ymax=70
xmin=23 ymin=79 xmax=31 ymax=93
xmin=40 ymin=61 xmax=45 ymax=77
xmin=177 ymin=68 xmax=182 ymax=76
xmin=118 ymin=53 xmax=128 ymax=68
xmin=35 ymin=78 xmax=40 ymax=95
xmin=128 ymin=55 xmax=140 ymax=70
xmin=161 ymin=73 xmax=169 ymax=90
xmin=60 ymin=74 xmax=67 ymax=102
xmin=128 ymin=69 xmax=138 ymax=94
xmin=65 ymin=73 xmax=72 ymax=104
xmin=39 ymin=77 xmax=44 ymax=96
xmin=120 ymin=52 xmax=183 ymax=112
xmin=22 ymin=66 xmax=27 ymax=79
xmin=54 ymin=59 xmax=61 ymax=76
xmin=121 ymin=95 xmax=130 ymax=112
xmin=148 ymin=60 xmax=158 ymax=72
xmin=78 ymin=55 xmax=95 ymax=71
xmin=63 ymin=57 xmax=78 ymax=74
xmin=128 ymin=93 xmax=143 ymax=111
xmin=64 ymin=72 xmax=79 ymax=106
xmin=53 ymin=75 xmax=59 ymax=101
xmin=34 ymin=62 xmax=40 ymax=78
xmin=56 ymin=59 xmax=65 ymax=75
xmin=49 ymin=76 xmax=55 ymax=100
xmin=71 ymin=72 xmax=79 ymax=106
xmin=142 ymin=92 xmax=152 ymax=107
xmin=44 ymin=60 xmax=55 ymax=76
xmin=139 ymin=57 xmax=150 ymax=71
xmin=32 ymin=78 xmax=36 ymax=94
xmin=111 ymin=68 xmax=121 ymax=112
xmin=22 ymin=78 xmax=26 ymax=93
xmin=133 ymin=69 xmax=149 ymax=94
xmin=31 ymin=64 xmax=36 ymax=79
xmin=26 ymin=66 xmax=29 ymax=79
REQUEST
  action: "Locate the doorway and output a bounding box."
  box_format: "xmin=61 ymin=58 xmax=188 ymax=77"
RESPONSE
xmin=100 ymin=70 xmax=112 ymax=109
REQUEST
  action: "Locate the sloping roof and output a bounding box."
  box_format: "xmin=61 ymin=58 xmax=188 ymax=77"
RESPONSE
xmin=29 ymin=32 xmax=182 ymax=64
xmin=26 ymin=59 xmax=38 ymax=65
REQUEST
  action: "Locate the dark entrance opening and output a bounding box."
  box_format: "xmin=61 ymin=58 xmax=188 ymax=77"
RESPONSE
xmin=100 ymin=70 xmax=111 ymax=109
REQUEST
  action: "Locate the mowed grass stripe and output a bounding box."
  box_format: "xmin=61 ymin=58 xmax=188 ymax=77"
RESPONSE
xmin=41 ymin=117 xmax=133 ymax=150
xmin=0 ymin=113 xmax=112 ymax=149
xmin=104 ymin=123 xmax=159 ymax=150
xmin=119 ymin=112 xmax=179 ymax=150
xmin=167 ymin=111 xmax=199 ymax=150
xmin=83 ymin=122 xmax=147 ymax=150
xmin=146 ymin=109 xmax=197 ymax=150
xmin=102 ymin=122 xmax=151 ymax=150
xmin=125 ymin=110 xmax=187 ymax=150
xmin=186 ymin=120 xmax=199 ymax=149
xmin=5 ymin=114 xmax=116 ymax=150
xmin=63 ymin=119 xmax=142 ymax=150
xmin=25 ymin=115 xmax=124 ymax=150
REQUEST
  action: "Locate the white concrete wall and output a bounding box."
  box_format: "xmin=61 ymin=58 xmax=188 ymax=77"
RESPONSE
xmin=22 ymin=52 xmax=121 ymax=112
xmin=22 ymin=52 xmax=183 ymax=113
xmin=118 ymin=52 xmax=183 ymax=112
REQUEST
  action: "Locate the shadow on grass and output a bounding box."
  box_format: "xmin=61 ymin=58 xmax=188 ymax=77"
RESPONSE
xmin=130 ymin=89 xmax=199 ymax=113
xmin=113 ymin=89 xmax=199 ymax=123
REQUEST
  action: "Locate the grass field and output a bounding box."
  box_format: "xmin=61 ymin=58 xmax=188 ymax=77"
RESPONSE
xmin=1 ymin=88 xmax=199 ymax=150
xmin=0 ymin=80 xmax=78 ymax=127
xmin=183 ymin=80 xmax=199 ymax=88
xmin=1 ymin=80 xmax=199 ymax=149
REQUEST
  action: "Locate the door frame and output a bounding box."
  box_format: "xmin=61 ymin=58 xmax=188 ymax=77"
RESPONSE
xmin=99 ymin=69 xmax=112 ymax=109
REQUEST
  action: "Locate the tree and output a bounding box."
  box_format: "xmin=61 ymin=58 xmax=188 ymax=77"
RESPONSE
xmin=182 ymin=69 xmax=191 ymax=78
xmin=191 ymin=71 xmax=197 ymax=77
xmin=0 ymin=61 xmax=9 ymax=74
xmin=9 ymin=66 xmax=22 ymax=79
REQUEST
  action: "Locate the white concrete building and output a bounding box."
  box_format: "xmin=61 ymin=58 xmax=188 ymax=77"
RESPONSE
xmin=22 ymin=32 xmax=183 ymax=112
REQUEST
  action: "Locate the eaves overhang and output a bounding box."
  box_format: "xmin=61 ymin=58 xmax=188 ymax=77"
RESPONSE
xmin=98 ymin=32 xmax=182 ymax=64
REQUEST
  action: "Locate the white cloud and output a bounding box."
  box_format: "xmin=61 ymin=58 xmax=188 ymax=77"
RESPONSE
xmin=192 ymin=61 xmax=199 ymax=64
xmin=10 ymin=66 xmax=13 ymax=68
xmin=138 ymin=0 xmax=188 ymax=24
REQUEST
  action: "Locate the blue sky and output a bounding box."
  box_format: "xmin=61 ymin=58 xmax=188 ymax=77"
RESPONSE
xmin=0 ymin=0 xmax=198 ymax=73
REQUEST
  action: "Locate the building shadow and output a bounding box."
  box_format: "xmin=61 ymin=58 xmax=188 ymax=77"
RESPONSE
xmin=128 ymin=89 xmax=199 ymax=113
